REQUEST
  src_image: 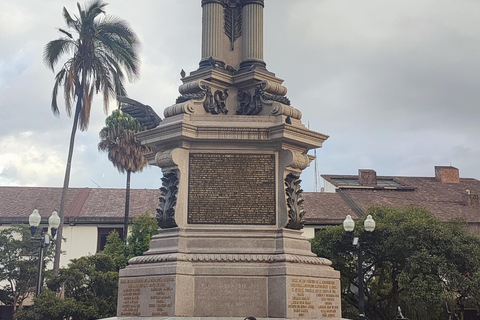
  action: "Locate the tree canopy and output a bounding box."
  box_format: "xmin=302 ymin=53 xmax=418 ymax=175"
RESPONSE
xmin=98 ymin=109 xmax=150 ymax=240
xmin=0 ymin=225 xmax=54 ymax=313
xmin=311 ymin=205 xmax=480 ymax=320
xmin=15 ymin=213 xmax=158 ymax=320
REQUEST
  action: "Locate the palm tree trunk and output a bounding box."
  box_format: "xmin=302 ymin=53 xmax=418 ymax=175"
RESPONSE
xmin=123 ymin=169 xmax=131 ymax=242
xmin=52 ymin=85 xmax=84 ymax=277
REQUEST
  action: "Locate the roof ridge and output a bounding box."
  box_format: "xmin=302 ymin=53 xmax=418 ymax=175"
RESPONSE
xmin=337 ymin=189 xmax=365 ymax=218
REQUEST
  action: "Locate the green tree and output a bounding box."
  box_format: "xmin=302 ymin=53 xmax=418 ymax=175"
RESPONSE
xmin=98 ymin=109 xmax=149 ymax=241
xmin=103 ymin=212 xmax=158 ymax=270
xmin=44 ymin=0 xmax=140 ymax=275
xmin=0 ymin=225 xmax=54 ymax=313
xmin=15 ymin=214 xmax=158 ymax=319
xmin=311 ymin=205 xmax=480 ymax=320
xmin=17 ymin=255 xmax=119 ymax=320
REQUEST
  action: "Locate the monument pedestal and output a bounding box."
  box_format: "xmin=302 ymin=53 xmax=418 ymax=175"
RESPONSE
xmin=111 ymin=1 xmax=344 ymax=318
xmin=116 ymin=228 xmax=341 ymax=319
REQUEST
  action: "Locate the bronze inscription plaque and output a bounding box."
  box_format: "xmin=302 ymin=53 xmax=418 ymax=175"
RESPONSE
xmin=188 ymin=153 xmax=276 ymax=225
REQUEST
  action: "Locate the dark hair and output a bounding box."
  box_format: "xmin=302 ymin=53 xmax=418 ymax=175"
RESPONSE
xmin=245 ymin=317 xmax=257 ymax=320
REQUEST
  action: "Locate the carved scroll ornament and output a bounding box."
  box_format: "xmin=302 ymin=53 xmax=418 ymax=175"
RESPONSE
xmin=237 ymin=82 xmax=291 ymax=115
xmin=204 ymin=86 xmax=229 ymax=115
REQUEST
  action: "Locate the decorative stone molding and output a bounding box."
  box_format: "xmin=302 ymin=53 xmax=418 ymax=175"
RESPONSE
xmin=284 ymin=173 xmax=306 ymax=230
xmin=290 ymin=151 xmax=311 ymax=170
xmin=163 ymin=102 xmax=195 ymax=118
xmin=176 ymin=83 xmax=208 ymax=104
xmin=129 ymin=254 xmax=178 ymax=265
xmin=270 ymin=104 xmax=302 ymax=120
xmin=179 ymin=79 xmax=208 ymax=95
xmin=188 ymin=254 xmax=273 ymax=263
xmin=271 ymin=254 xmax=332 ymax=266
xmin=157 ymin=171 xmax=179 ymax=229
xmin=155 ymin=150 xmax=175 ymax=168
xmin=263 ymin=80 xmax=287 ymax=96
xmin=128 ymin=253 xmax=332 ymax=266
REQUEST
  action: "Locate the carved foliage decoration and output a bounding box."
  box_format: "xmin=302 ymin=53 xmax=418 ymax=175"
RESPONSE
xmin=284 ymin=173 xmax=306 ymax=230
xmin=157 ymin=171 xmax=179 ymax=228
xmin=224 ymin=0 xmax=242 ymax=50
xmin=204 ymin=86 xmax=229 ymax=114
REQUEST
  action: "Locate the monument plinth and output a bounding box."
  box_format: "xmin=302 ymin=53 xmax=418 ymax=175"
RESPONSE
xmin=113 ymin=1 xmax=342 ymax=319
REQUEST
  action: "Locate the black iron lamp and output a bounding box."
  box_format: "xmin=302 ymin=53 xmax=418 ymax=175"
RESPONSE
xmin=343 ymin=214 xmax=376 ymax=320
xmin=28 ymin=209 xmax=61 ymax=296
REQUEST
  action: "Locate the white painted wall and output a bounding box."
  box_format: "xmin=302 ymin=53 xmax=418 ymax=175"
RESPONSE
xmin=0 ymin=225 xmax=99 ymax=267
xmin=60 ymin=225 xmax=98 ymax=267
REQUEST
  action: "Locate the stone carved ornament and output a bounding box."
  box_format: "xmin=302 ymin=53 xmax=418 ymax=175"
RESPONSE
xmin=224 ymin=0 xmax=242 ymax=50
xmin=237 ymin=82 xmax=291 ymax=115
xmin=157 ymin=171 xmax=179 ymax=228
xmin=284 ymin=173 xmax=306 ymax=230
xmin=176 ymin=84 xmax=229 ymax=115
xmin=204 ymin=86 xmax=229 ymax=114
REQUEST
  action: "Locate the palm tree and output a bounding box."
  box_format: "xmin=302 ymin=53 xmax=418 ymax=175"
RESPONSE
xmin=44 ymin=0 xmax=140 ymax=275
xmin=98 ymin=109 xmax=149 ymax=242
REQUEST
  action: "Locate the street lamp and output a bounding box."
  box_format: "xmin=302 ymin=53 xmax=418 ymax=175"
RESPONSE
xmin=28 ymin=209 xmax=60 ymax=297
xmin=343 ymin=214 xmax=376 ymax=320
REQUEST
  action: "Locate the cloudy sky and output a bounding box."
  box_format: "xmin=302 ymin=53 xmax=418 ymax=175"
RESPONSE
xmin=1 ymin=0 xmax=479 ymax=192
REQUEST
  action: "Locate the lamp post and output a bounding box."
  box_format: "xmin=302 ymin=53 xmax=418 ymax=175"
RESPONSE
xmin=343 ymin=214 xmax=376 ymax=320
xmin=28 ymin=209 xmax=61 ymax=297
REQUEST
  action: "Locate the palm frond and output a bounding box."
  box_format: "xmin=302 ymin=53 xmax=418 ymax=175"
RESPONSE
xmin=62 ymin=7 xmax=77 ymax=31
xmin=51 ymin=69 xmax=67 ymax=115
xmin=43 ymin=39 xmax=75 ymax=71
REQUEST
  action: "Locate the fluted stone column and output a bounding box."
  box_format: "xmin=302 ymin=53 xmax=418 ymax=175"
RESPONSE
xmin=241 ymin=0 xmax=266 ymax=69
xmin=200 ymin=0 xmax=225 ymax=68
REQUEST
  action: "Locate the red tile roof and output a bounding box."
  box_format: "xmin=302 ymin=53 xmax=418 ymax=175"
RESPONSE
xmin=0 ymin=187 xmax=159 ymax=224
xmin=304 ymin=173 xmax=480 ymax=226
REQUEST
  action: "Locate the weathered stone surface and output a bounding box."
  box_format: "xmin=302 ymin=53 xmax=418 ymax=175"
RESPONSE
xmin=113 ymin=0 xmax=341 ymax=318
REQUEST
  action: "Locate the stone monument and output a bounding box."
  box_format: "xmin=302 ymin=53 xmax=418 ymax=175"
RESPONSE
xmin=114 ymin=1 xmax=342 ymax=319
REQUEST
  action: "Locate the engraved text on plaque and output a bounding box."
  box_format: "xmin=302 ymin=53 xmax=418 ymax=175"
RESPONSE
xmin=188 ymin=153 xmax=276 ymax=225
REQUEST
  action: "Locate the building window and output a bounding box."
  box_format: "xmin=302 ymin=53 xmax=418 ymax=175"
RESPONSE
xmin=97 ymin=227 xmax=123 ymax=252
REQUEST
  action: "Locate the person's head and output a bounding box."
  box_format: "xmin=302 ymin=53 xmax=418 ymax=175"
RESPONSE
xmin=244 ymin=317 xmax=257 ymax=320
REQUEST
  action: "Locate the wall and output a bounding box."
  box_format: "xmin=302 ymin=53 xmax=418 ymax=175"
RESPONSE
xmin=61 ymin=225 xmax=99 ymax=267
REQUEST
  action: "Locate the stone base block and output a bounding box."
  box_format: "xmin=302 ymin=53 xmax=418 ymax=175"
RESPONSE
xmin=116 ymin=228 xmax=342 ymax=319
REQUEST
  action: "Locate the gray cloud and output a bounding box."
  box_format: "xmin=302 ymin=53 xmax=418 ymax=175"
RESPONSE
xmin=0 ymin=0 xmax=479 ymax=192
